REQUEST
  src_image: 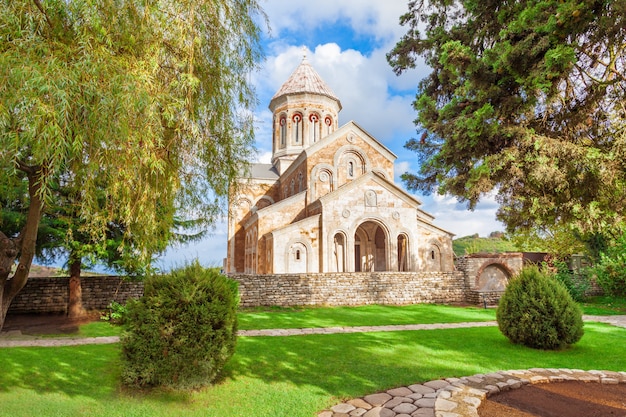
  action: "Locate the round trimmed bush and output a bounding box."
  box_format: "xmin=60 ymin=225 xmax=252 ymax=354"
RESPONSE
xmin=120 ymin=262 xmax=239 ymax=389
xmin=496 ymin=265 xmax=584 ymax=350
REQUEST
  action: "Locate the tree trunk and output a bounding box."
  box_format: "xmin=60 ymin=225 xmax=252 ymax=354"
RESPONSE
xmin=67 ymin=258 xmax=85 ymax=318
xmin=0 ymin=165 xmax=45 ymax=332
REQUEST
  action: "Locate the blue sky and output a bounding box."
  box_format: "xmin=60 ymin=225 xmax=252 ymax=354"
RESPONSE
xmin=158 ymin=0 xmax=505 ymax=270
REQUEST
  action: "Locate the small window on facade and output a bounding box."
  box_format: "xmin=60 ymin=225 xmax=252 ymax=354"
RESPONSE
xmin=431 ymin=250 xmax=435 ymax=260
xmin=324 ymin=116 xmax=332 ymax=136
xmin=296 ymin=250 xmax=301 ymax=260
xmin=310 ymin=113 xmax=319 ymax=142
xmin=280 ymin=116 xmax=287 ymax=147
xmin=348 ymin=161 xmax=354 ymax=177
xmin=293 ymin=113 xmax=302 ymax=143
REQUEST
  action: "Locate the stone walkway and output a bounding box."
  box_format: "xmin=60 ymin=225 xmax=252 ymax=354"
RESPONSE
xmin=319 ymin=368 xmax=626 ymax=417
xmin=1 ymin=315 xmax=625 ymax=416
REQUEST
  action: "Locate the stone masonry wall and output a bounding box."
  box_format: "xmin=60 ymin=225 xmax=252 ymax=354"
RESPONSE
xmin=8 ymin=276 xmax=144 ymax=314
xmin=230 ymin=271 xmax=467 ymax=307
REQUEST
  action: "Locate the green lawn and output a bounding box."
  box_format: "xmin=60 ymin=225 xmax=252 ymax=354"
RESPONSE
xmin=237 ymin=303 xmax=497 ymax=330
xmin=0 ymin=303 xmax=625 ymax=417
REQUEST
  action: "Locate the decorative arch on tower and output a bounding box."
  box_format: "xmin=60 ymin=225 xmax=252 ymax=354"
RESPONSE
xmin=292 ymin=112 xmax=303 ymax=145
xmin=309 ymin=112 xmax=321 ymax=143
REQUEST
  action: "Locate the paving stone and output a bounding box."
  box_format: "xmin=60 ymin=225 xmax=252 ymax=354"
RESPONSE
xmin=364 ymin=393 xmax=392 ymax=407
xmin=411 ymin=408 xmax=434 ymax=417
xmin=463 ymin=396 xmax=481 ymax=407
xmin=332 ymin=404 xmax=356 ymax=413
xmin=414 ymin=398 xmax=436 ymax=408
xmin=318 ymin=412 xmax=333 ymax=417
xmin=387 ymin=387 xmax=414 ymax=397
xmin=424 ymin=380 xmax=450 ymax=390
xmin=437 ymin=391 xmax=451 ymax=399
xmin=434 ymin=398 xmax=457 ymax=412
xmin=408 ymin=384 xmax=435 ymax=394
xmin=406 ymin=393 xmax=423 ymax=401
xmin=392 ymin=403 xmax=417 ymax=414
xmin=384 ymin=397 xmax=413 ymax=409
xmin=349 ymin=399 xmax=373 ymax=410
xmin=350 ymin=408 xmax=368 ymax=416
xmin=363 ymin=406 xmax=395 ymax=417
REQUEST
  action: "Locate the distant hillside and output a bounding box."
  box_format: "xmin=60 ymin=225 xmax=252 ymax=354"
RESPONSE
xmin=10 ymin=264 xmax=106 ymax=278
xmin=453 ymin=233 xmax=519 ymax=257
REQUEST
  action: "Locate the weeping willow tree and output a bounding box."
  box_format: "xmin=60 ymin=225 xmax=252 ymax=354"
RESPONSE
xmin=0 ymin=0 xmax=265 ymax=330
xmin=388 ymin=0 xmax=626 ymax=248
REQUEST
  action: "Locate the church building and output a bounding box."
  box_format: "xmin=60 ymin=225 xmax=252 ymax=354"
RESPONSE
xmin=226 ymin=58 xmax=455 ymax=274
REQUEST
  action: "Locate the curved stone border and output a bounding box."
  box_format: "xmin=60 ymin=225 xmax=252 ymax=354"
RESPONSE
xmin=318 ymin=369 xmax=626 ymax=417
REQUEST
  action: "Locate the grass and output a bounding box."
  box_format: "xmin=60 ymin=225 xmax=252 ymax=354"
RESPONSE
xmin=581 ymin=295 xmax=626 ymax=315
xmin=0 ymin=303 xmax=625 ymax=417
xmin=237 ymin=303 xmax=497 ymax=330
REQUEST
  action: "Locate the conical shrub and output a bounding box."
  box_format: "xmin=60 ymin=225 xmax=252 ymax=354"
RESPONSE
xmin=497 ymin=265 xmax=584 ymax=350
xmin=120 ymin=261 xmax=239 ymax=389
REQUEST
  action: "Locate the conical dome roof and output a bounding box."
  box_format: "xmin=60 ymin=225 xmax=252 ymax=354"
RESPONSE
xmin=271 ymin=58 xmax=341 ymax=107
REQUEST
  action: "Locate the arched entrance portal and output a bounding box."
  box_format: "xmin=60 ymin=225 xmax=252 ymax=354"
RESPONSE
xmin=354 ymin=221 xmax=387 ymax=272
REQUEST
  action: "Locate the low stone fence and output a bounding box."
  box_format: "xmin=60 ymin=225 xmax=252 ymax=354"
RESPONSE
xmin=467 ymin=290 xmax=505 ymax=308
xmin=7 ymin=276 xmax=144 ymax=314
xmin=229 ymin=271 xmax=467 ymax=307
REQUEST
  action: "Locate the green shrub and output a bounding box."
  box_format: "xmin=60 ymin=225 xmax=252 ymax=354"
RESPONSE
xmin=496 ymin=265 xmax=584 ymax=350
xmin=120 ymin=261 xmax=239 ymax=389
xmin=100 ymin=301 xmax=128 ymax=325
xmin=591 ymin=233 xmax=626 ymax=296
xmin=550 ymin=260 xmax=590 ymax=302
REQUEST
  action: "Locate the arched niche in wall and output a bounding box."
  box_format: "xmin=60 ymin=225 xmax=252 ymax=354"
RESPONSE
xmin=354 ymin=220 xmax=389 ymax=272
xmin=333 ymin=145 xmax=370 ymax=187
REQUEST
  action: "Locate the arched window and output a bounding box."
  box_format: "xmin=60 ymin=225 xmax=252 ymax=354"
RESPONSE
xmin=324 ymin=116 xmax=333 ymax=136
xmin=295 ymin=250 xmax=301 ymax=261
xmin=279 ymin=116 xmax=287 ymax=147
xmin=298 ymin=172 xmax=303 ymax=192
xmin=309 ymin=113 xmax=320 ymax=143
xmin=290 ymin=179 xmax=295 ymax=195
xmin=293 ymin=113 xmax=303 ymax=144
xmin=348 ymin=161 xmax=354 ymax=178
xmin=398 ymin=234 xmax=408 ymax=272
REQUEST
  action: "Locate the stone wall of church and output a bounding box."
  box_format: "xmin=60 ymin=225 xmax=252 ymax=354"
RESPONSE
xmin=230 ymin=271 xmax=466 ymax=307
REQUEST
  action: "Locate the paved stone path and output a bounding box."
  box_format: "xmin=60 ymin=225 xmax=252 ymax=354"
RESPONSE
xmin=319 ymin=369 xmax=626 ymax=417
xmin=1 ymin=315 xmax=625 ymax=416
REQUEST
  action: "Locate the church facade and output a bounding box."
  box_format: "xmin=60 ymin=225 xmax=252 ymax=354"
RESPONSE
xmin=226 ymin=58 xmax=455 ymax=275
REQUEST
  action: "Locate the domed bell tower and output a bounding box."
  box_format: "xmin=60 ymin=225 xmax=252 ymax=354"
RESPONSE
xmin=269 ymin=56 xmax=342 ymax=175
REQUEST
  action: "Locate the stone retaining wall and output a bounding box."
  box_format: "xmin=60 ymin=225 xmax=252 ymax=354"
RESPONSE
xmin=7 ymin=276 xmax=144 ymax=314
xmin=229 ymin=271 xmax=467 ymax=307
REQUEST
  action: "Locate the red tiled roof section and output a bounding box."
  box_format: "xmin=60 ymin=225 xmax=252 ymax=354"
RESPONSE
xmin=272 ymin=58 xmax=341 ymax=106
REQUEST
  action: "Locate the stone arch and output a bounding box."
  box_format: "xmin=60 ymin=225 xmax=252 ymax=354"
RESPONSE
xmin=323 ymin=115 xmax=334 ymax=136
xmin=334 ymin=146 xmax=369 ymax=186
xmin=331 ymin=231 xmax=348 ymax=272
xmin=310 ymin=163 xmax=335 ymax=201
xmin=397 ymin=233 xmax=409 ymax=272
xmin=278 ymin=113 xmax=287 ymax=148
xmin=309 ymin=112 xmax=321 ymax=143
xmin=475 ymin=261 xmax=514 ymax=291
xmin=372 ymin=168 xmax=388 ymax=180
xmin=424 ymin=240 xmax=443 ymax=272
xmin=292 ymin=112 xmax=303 ymax=145
xmin=354 ymin=220 xmax=389 ymax=272
xmin=255 ymin=196 xmax=274 ymax=210
xmin=285 ymin=239 xmax=312 ymax=273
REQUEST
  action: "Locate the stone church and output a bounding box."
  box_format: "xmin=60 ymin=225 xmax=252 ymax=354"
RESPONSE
xmin=226 ymin=58 xmax=455 ymax=274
